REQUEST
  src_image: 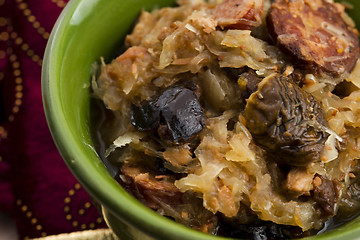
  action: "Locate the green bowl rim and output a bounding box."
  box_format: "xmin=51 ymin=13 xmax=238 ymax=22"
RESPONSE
xmin=41 ymin=0 xmax=360 ymax=240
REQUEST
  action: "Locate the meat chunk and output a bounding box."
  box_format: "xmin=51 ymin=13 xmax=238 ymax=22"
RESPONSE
xmin=267 ymin=0 xmax=359 ymax=76
xmin=120 ymin=162 xmax=220 ymax=234
xmin=107 ymin=46 xmax=156 ymax=95
xmin=244 ymin=74 xmax=329 ymax=166
xmin=286 ymin=168 xmax=314 ymax=194
xmin=213 ymin=0 xmax=264 ymax=30
xmin=163 ymin=145 xmax=193 ymax=168
xmin=120 ymin=164 xmax=183 ymax=210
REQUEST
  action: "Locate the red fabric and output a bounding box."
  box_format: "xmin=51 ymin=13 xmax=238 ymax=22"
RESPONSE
xmin=0 ymin=0 xmax=106 ymax=239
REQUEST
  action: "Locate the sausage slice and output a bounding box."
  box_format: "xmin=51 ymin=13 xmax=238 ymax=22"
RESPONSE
xmin=267 ymin=0 xmax=359 ymax=76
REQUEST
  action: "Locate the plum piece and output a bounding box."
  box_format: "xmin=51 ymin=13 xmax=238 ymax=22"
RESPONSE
xmin=131 ymin=85 xmax=206 ymax=144
xmin=131 ymin=101 xmax=160 ymax=131
xmin=313 ymin=175 xmax=337 ymax=217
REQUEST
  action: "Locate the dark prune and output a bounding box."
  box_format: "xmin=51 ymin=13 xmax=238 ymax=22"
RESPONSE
xmin=156 ymin=87 xmax=206 ymax=143
xmin=238 ymin=70 xmax=261 ymax=99
xmin=313 ymin=175 xmax=337 ymax=218
xmin=244 ymin=74 xmax=329 ymax=166
xmin=131 ymin=85 xmax=206 ymax=144
xmin=218 ymin=220 xmax=309 ymax=240
xmin=131 ymin=101 xmax=160 ymax=131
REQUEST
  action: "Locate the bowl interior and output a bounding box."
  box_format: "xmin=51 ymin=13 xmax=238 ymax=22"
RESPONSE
xmin=42 ymin=0 xmax=360 ymax=239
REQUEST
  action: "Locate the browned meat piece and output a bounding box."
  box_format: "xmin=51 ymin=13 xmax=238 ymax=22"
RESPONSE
xmin=286 ymin=168 xmax=314 ymax=194
xmin=120 ymin=163 xmax=220 ymax=234
xmin=313 ymin=175 xmax=337 ymax=217
xmin=213 ymin=0 xmax=264 ymax=30
xmin=120 ymin=164 xmax=183 ymax=210
xmin=244 ymin=74 xmax=329 ymax=166
xmin=163 ymin=145 xmax=193 ymax=168
xmin=267 ymin=0 xmax=359 ymax=76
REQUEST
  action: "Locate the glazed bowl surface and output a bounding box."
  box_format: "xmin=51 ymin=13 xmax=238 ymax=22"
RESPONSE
xmin=42 ymin=0 xmax=360 ymax=239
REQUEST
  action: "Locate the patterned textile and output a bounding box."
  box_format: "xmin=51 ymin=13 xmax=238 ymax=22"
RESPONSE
xmin=0 ymin=0 xmax=106 ymax=239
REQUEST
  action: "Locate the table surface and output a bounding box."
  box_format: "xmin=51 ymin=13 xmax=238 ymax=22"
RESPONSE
xmin=0 ymin=212 xmax=18 ymax=240
xmin=0 ymin=212 xmax=119 ymax=240
xmin=30 ymin=229 xmax=119 ymax=240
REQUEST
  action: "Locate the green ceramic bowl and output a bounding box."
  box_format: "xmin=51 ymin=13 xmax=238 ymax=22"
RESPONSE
xmin=42 ymin=0 xmax=360 ymax=239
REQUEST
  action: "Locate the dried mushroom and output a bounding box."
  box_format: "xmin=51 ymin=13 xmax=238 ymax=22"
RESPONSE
xmin=244 ymin=74 xmax=329 ymax=166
